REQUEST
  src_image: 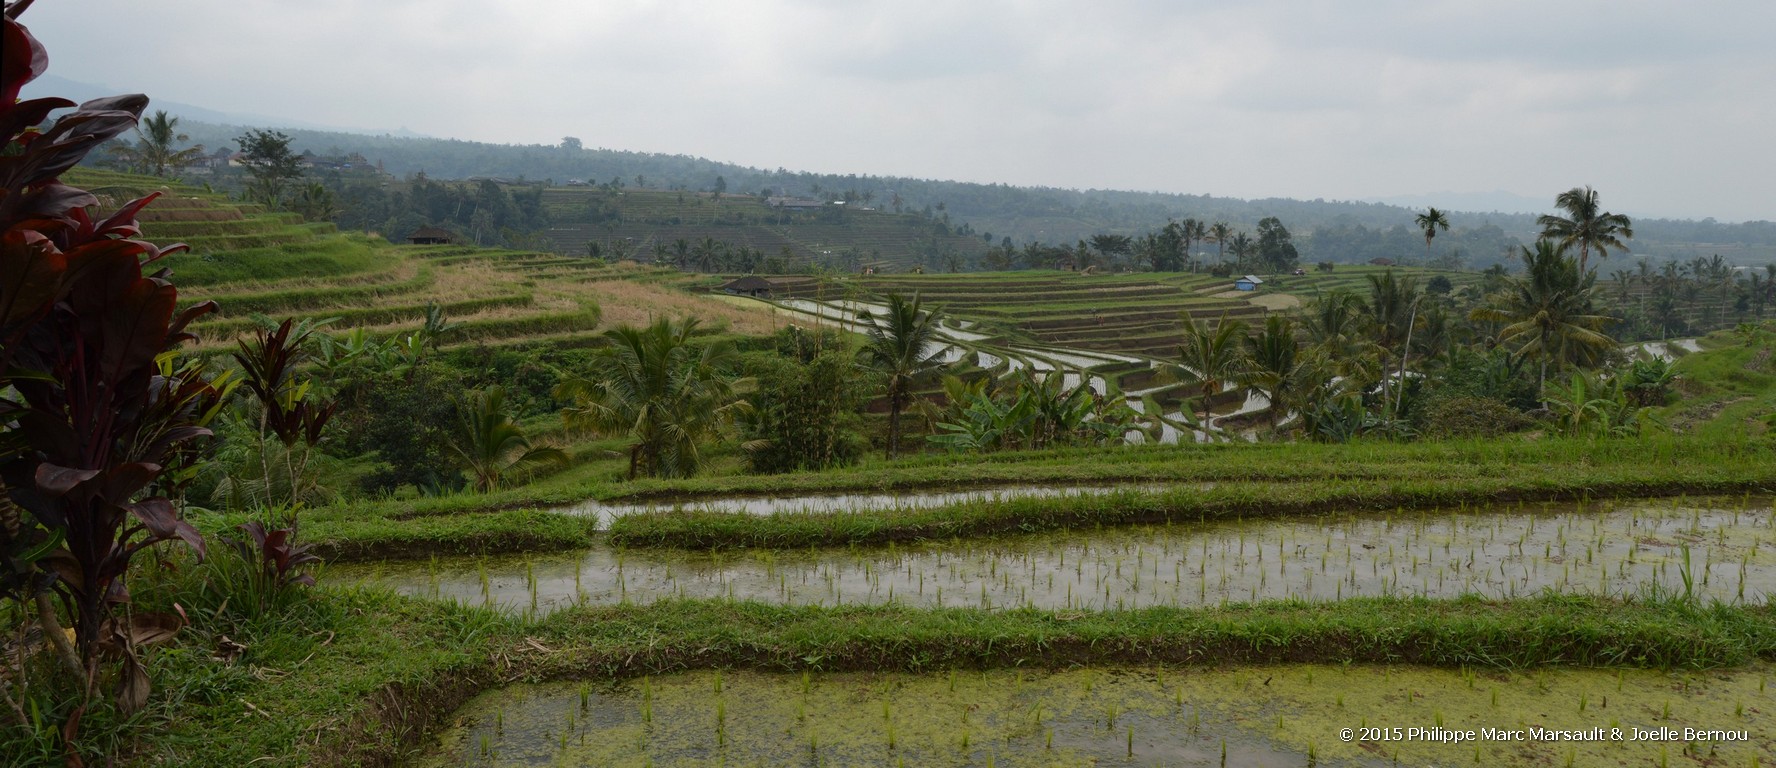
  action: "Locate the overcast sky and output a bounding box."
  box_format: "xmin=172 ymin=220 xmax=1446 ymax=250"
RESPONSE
xmin=23 ymin=1 xmax=1776 ymax=222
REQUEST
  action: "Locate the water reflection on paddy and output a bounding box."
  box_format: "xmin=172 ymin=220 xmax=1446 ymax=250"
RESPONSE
xmin=338 ymin=497 xmax=1776 ymax=616
xmin=407 ymin=663 xmax=1775 ymax=768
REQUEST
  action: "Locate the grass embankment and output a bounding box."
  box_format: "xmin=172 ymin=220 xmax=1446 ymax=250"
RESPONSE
xmin=1664 ymin=328 xmax=1776 ymax=442
xmin=126 ymin=589 xmax=1776 ymax=767
xmin=262 ymin=435 xmax=1773 ymax=556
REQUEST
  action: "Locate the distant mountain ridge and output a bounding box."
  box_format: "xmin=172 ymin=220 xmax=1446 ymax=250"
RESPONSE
xmin=21 ymin=75 xmax=431 ymax=139
xmin=1362 ymin=190 xmax=1550 ymax=216
xmin=48 ymin=77 xmax=1776 ymax=267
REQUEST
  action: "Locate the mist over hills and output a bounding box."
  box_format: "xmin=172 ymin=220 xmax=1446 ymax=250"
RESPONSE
xmin=55 ymin=78 xmax=1776 ymax=267
xmin=23 ymin=75 xmax=431 ymax=139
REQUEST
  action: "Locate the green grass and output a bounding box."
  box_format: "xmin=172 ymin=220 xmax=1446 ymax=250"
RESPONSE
xmin=248 ymin=433 xmax=1776 ymax=559
xmin=177 ymin=264 xmax=438 ymax=316
xmin=159 ymin=234 xmax=398 ymax=287
xmin=606 ymin=449 xmax=1776 ymax=549
xmin=81 ymin=588 xmax=1776 ymax=767
xmin=1660 ymin=326 xmax=1776 ymax=441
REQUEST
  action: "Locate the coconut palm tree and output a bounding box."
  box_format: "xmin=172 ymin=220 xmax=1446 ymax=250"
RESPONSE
xmin=1089 ymin=234 xmax=1133 ymax=270
xmin=1181 ymin=219 xmax=1208 ymax=271
xmin=1207 ymin=222 xmax=1233 ymax=265
xmin=1172 ymin=315 xmax=1247 ymax=426
xmin=110 ymin=110 xmax=206 ymax=176
xmin=1537 ymin=186 xmax=1634 ymax=272
xmin=1303 ymin=289 xmax=1377 ymax=380
xmin=859 ymin=292 xmax=948 ymax=458
xmin=555 ymin=317 xmax=752 ymax=478
xmin=670 ymin=238 xmax=691 ymax=270
xmin=1414 ymin=207 xmax=1450 ymax=263
xmin=1238 ymin=313 xmax=1303 ymax=430
xmin=451 ymin=387 xmax=568 ymax=492
xmin=1469 ymin=240 xmax=1617 ymax=396
xmin=1227 ymin=232 xmax=1254 ymax=269
xmin=1362 ymin=271 xmax=1422 ymax=419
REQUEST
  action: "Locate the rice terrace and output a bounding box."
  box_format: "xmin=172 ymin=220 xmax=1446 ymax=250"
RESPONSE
xmin=7 ymin=3 xmax=1776 ymax=767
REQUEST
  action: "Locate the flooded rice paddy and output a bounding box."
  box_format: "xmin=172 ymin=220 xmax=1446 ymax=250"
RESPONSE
xmin=339 ymin=498 xmax=1776 ymax=616
xmin=408 ymin=663 xmax=1774 ymax=767
xmin=555 ymin=484 xmax=1177 ymax=529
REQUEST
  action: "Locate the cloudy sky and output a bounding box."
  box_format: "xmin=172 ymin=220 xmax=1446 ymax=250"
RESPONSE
xmin=22 ymin=1 xmax=1776 ymax=221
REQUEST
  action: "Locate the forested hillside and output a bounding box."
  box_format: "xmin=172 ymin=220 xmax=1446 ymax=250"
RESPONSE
xmin=110 ymin=118 xmax=1776 ymax=269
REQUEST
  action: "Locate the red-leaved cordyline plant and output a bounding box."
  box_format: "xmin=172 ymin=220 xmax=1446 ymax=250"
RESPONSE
xmin=232 ymin=318 xmax=337 ymax=511
xmin=1 ymin=0 xmax=226 ymax=721
xmin=222 ymin=519 xmax=322 ymax=617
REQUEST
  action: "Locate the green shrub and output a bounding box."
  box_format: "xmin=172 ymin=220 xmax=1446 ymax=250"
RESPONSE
xmin=1418 ymin=396 xmax=1534 ymax=440
xmin=741 ymin=341 xmax=865 ymax=473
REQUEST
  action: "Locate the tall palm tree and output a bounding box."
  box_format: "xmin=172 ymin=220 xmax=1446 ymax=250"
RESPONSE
xmin=1365 ymin=271 xmax=1422 ymax=352
xmin=110 ymin=110 xmax=206 ymax=176
xmin=1089 ymin=234 xmax=1132 ymax=270
xmin=1173 ymin=315 xmax=1248 ymax=425
xmin=860 ymin=292 xmax=947 ymax=458
xmin=1238 ymin=313 xmax=1302 ymax=430
xmin=555 ymin=317 xmax=752 ymax=479
xmin=694 ymin=236 xmax=722 ymax=273
xmin=1181 ymin=219 xmax=1208 ymax=271
xmin=1227 ymin=232 xmax=1254 ymax=269
xmin=1469 ymin=240 xmax=1617 ymax=395
xmin=671 ymin=238 xmax=691 ymax=271
xmin=452 ymin=387 xmax=568 ymax=492
xmin=1207 ymin=222 xmax=1233 ymax=265
xmin=1537 ymin=186 xmax=1634 ymax=273
xmin=1365 ymin=271 xmax=1422 ymax=417
xmin=1414 ymin=207 xmax=1450 ymax=263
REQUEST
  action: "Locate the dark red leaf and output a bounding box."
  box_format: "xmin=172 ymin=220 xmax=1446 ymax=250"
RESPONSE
xmin=97 ymin=271 xmax=176 ymax=385
xmin=124 ymin=498 xmax=177 ymax=538
xmin=0 ymin=16 xmax=47 ymax=105
xmin=35 ymin=463 xmax=98 ymax=496
xmin=8 ymin=182 xmax=95 ymax=226
xmin=237 ymin=520 xmax=269 ymax=550
xmin=60 ymin=704 xmax=85 ymax=768
xmin=97 ymin=462 xmax=162 ymax=503
xmin=74 ymin=94 xmax=148 ymax=118
xmin=167 ymin=299 xmax=218 ymax=339
xmin=91 ymin=192 xmax=161 ymax=239
xmin=0 ymin=95 xmax=75 ymax=144
xmin=172 ymin=518 xmax=206 ymax=559
xmin=0 ymin=230 xmax=67 ymax=337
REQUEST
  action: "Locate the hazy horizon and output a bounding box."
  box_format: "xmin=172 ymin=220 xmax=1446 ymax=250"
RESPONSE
xmin=21 ymin=1 xmax=1776 ymax=223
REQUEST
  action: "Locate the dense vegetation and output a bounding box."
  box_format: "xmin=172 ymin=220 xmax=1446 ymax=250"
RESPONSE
xmin=8 ymin=14 xmax=1776 ymax=767
xmin=99 ymin=117 xmax=1776 ymax=267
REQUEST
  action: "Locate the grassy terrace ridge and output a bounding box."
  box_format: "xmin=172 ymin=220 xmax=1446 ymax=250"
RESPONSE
xmin=133 ymin=590 xmax=1776 ymax=767
xmin=531 ymin=185 xmax=991 ymax=268
xmin=229 ymin=434 xmax=1776 ymax=559
xmin=606 ymin=465 xmax=1776 ymax=550
xmin=760 ymin=267 xmax=1475 ymax=357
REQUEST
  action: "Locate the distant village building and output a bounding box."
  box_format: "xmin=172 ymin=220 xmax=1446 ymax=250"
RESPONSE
xmin=717 ymin=276 xmax=776 ymax=299
xmin=1235 ymin=275 xmax=1265 ymax=291
xmin=767 ymin=197 xmax=825 ymax=211
xmin=407 ymin=226 xmax=455 ymax=245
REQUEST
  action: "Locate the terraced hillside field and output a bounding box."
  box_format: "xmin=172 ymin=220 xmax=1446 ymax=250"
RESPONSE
xmin=763 ymin=266 xmax=1471 ymax=358
xmin=534 ymin=186 xmax=990 ymax=270
xmin=67 ymin=170 xmax=792 ymax=353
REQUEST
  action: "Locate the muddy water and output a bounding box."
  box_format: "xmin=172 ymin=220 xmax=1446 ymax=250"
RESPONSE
xmin=338 ymin=498 xmax=1776 ymax=616
xmin=558 ymin=484 xmax=1178 ymax=529
xmin=406 ymin=663 xmax=1774 ymax=767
